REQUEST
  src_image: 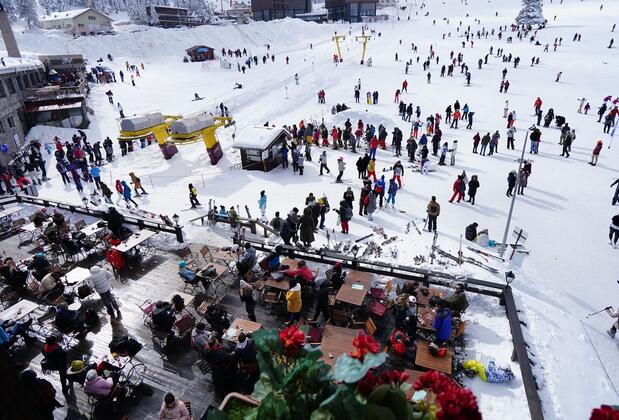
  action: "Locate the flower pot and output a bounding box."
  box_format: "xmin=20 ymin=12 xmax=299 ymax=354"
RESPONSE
xmin=218 ymin=392 xmax=260 ymax=420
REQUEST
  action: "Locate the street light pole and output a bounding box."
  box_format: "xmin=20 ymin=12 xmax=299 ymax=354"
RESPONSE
xmin=499 ymin=126 xmax=533 ymax=258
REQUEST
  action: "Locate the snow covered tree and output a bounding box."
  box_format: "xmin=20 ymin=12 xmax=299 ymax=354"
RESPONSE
xmin=126 ymin=0 xmax=165 ymax=24
xmin=14 ymin=0 xmax=38 ymax=28
xmin=175 ymin=0 xmax=213 ymax=21
xmin=0 ymin=0 xmax=18 ymax=21
xmin=515 ymin=0 xmax=545 ymax=25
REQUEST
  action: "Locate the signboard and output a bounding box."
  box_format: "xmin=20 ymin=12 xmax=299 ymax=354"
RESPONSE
xmin=13 ymin=134 xmax=20 ymax=146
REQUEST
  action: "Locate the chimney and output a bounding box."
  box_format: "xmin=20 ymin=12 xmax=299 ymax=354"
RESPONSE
xmin=0 ymin=4 xmax=21 ymax=58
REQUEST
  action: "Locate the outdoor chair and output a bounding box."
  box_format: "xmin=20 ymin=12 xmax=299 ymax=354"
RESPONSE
xmin=178 ymin=247 xmax=198 ymax=269
xmin=199 ymin=244 xmax=213 ymax=262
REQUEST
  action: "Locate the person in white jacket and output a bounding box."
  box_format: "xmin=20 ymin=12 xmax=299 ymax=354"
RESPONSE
xmin=86 ymin=265 xmax=120 ymax=318
xmin=606 ymin=306 xmax=619 ymax=338
xmin=450 ymin=140 xmax=458 ymax=166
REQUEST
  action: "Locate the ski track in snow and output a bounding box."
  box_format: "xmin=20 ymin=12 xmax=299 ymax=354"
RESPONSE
xmin=8 ymin=0 xmax=619 ymax=417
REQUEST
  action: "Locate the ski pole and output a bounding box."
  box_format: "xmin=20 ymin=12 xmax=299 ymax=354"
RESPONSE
xmin=585 ymin=306 xmax=611 ymax=319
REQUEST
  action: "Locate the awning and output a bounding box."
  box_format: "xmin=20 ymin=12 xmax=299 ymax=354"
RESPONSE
xmin=25 ymin=102 xmax=83 ymax=112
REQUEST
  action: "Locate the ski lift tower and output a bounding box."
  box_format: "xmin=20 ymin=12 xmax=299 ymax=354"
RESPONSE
xmin=332 ymin=35 xmax=346 ymax=62
xmin=355 ymin=35 xmax=370 ymax=65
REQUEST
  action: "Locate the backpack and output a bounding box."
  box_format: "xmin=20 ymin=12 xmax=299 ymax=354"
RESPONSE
xmin=344 ymin=207 xmax=353 ymax=220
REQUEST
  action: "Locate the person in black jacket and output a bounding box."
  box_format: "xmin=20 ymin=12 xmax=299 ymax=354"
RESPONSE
xmin=610 ymin=214 xmax=619 ymax=248
xmin=465 ymin=223 xmax=478 ymax=241
xmin=467 ymin=175 xmax=480 ymax=204
xmin=105 ymin=207 xmax=125 ymax=238
xmin=42 ymin=336 xmax=70 ymax=394
xmin=203 ymin=337 xmax=239 ymax=398
xmin=506 ymin=171 xmax=517 ymax=197
xmin=239 ymin=284 xmax=257 ymax=321
xmin=311 ymin=281 xmax=330 ymax=322
xmin=20 ymin=370 xmax=63 ymax=420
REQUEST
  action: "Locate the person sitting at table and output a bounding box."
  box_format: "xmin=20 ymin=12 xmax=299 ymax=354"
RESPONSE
xmin=19 ymin=370 xmax=63 ymax=418
xmin=393 ymin=294 xmax=410 ymax=331
xmin=286 ymin=277 xmax=302 ymax=324
xmin=192 ymin=322 xmax=212 ymax=355
xmin=328 ymin=262 xmax=346 ymax=290
xmin=0 ymin=257 xmax=28 ymax=290
xmin=311 ymin=280 xmax=330 ymax=323
xmin=1 ymin=318 xmax=35 ymax=348
xmin=39 ymin=266 xmax=65 ymax=299
xmin=171 ymin=294 xmax=186 ymax=314
xmin=28 ymin=252 xmax=51 ymax=282
xmin=284 ymin=260 xmax=315 ymax=285
xmin=203 ymin=337 xmax=239 ymax=399
xmin=159 ymin=392 xmax=190 ymax=420
xmin=152 ymin=301 xmax=176 ymax=334
xmin=432 ymin=301 xmax=453 ymax=346
xmin=32 ymin=208 xmax=48 ymax=227
xmin=444 ymin=283 xmax=469 ymax=315
xmin=235 ymin=332 xmax=257 ymax=364
xmin=84 ymin=369 xmax=115 ymax=398
xmin=263 ymin=245 xmax=283 ymax=273
xmin=403 ymin=296 xmax=418 ymax=339
xmin=236 ymin=332 xmax=259 ymax=391
xmin=52 ymin=211 xmax=66 ymax=229
xmin=55 ymin=302 xmax=86 ymax=335
xmin=236 ymin=243 xmax=257 ymax=277
xmin=177 ymin=260 xmax=213 ymax=291
xmin=400 ymin=281 xmax=420 ymax=297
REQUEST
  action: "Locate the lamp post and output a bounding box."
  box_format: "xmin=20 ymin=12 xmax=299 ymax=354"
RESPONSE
xmin=172 ymin=213 xmax=183 ymax=243
xmin=499 ymin=126 xmax=534 ymax=258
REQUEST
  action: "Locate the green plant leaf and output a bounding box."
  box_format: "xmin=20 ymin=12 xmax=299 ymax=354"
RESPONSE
xmin=255 ymin=393 xmax=289 ymax=420
xmin=316 ymin=385 xmax=364 ymax=419
xmin=302 ymin=343 xmax=324 ymax=361
xmin=365 ymin=404 xmax=398 ymax=420
xmin=367 ymin=385 xmax=410 ymax=420
xmin=331 ymin=352 xmax=387 ymax=383
xmin=250 ymin=373 xmax=275 ymax=402
xmin=206 ymin=408 xmax=231 ymax=420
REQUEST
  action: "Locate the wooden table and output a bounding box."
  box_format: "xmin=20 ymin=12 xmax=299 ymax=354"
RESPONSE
xmin=64 ymin=267 xmax=91 ymax=286
xmin=320 ymin=325 xmax=359 ymax=366
xmin=404 ymin=369 xmax=426 ymax=400
xmin=335 ymin=269 xmax=373 ymax=306
xmin=223 ymin=318 xmax=263 ymax=342
xmin=414 ymin=341 xmax=453 ymax=374
xmin=213 ymin=250 xmax=237 ymax=262
xmin=114 ymin=229 xmax=157 ymax=253
xmin=264 ymin=258 xmax=301 ymax=291
xmin=415 ymin=287 xmax=445 ymax=306
xmin=417 ymin=307 xmax=436 ymax=331
xmin=0 ymin=300 xmax=39 ymax=322
xmin=167 ymin=291 xmax=195 ymax=307
xmin=80 ymin=221 xmax=106 ymax=237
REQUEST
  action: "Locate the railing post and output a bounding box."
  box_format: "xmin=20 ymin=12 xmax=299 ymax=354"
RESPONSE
xmin=175 ymin=226 xmax=184 ymax=243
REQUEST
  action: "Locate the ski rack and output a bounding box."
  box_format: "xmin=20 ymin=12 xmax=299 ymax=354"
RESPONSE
xmin=242 ymin=237 xmax=544 ymax=420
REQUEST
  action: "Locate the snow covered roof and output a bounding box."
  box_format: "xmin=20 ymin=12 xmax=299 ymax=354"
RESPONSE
xmin=233 ymin=126 xmax=291 ymax=150
xmin=0 ymin=56 xmax=45 ymax=75
xmin=39 ymin=8 xmax=113 ymax=22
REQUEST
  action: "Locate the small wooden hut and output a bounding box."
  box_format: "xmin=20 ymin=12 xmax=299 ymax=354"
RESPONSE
xmin=233 ymin=126 xmax=291 ymax=172
xmin=185 ymin=45 xmax=215 ymax=62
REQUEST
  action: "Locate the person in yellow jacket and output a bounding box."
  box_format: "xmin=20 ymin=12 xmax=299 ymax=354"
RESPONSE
xmin=367 ymin=158 xmax=377 ymax=182
xmin=286 ymin=278 xmax=302 ymax=323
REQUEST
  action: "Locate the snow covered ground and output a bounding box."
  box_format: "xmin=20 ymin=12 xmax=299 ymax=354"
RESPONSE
xmin=5 ymin=0 xmax=619 ymax=417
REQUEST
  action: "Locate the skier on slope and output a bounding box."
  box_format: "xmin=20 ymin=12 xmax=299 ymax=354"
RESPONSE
xmin=336 ymin=157 xmax=346 ymax=183
xmin=610 ymin=214 xmax=619 ymax=248
xmin=189 ymin=183 xmax=200 ymax=208
xmin=449 ymin=175 xmax=465 ymax=203
xmin=319 ymin=151 xmax=331 ymax=175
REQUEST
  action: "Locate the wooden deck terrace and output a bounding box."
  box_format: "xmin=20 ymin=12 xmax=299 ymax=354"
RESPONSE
xmin=0 ymin=232 xmax=282 ymax=420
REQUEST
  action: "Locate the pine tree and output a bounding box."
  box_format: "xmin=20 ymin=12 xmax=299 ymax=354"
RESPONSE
xmin=14 ymin=0 xmax=38 ymax=27
xmin=126 ymin=0 xmax=165 ymax=24
xmin=515 ymin=0 xmax=545 ymax=25
xmin=175 ymin=0 xmax=213 ymax=20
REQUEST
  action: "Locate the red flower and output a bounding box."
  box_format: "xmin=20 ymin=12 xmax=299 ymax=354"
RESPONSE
xmin=591 ymin=405 xmax=619 ymax=420
xmin=349 ymin=332 xmax=379 ymax=360
xmin=279 ymin=325 xmax=305 ymax=357
xmin=357 ymin=370 xmax=380 ymax=396
xmin=389 ymin=330 xmax=408 ymax=356
xmin=414 ymin=371 xmax=481 ymax=420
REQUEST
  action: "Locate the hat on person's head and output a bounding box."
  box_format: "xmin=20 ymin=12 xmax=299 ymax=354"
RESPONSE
xmin=85 ymin=369 xmax=98 ymax=382
xmin=36 ymin=252 xmax=45 ymax=258
xmin=408 ymin=296 xmax=417 ymax=304
xmin=20 ymin=370 xmax=37 ymax=385
xmin=178 ymin=260 xmax=187 ymax=268
xmin=70 ymin=360 xmax=85 ymax=373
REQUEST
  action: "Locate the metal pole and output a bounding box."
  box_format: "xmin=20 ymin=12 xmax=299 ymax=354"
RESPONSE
xmin=499 ymin=127 xmax=532 ymax=258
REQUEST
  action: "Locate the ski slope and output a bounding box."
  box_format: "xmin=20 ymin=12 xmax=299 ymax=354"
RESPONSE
xmin=7 ymin=0 xmax=619 ymax=417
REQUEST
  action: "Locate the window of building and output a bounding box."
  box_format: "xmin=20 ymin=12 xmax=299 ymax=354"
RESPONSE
xmin=6 ymin=78 xmax=15 ymax=94
xmin=0 ymin=80 xmax=5 ymax=97
xmin=23 ymin=75 xmax=30 ymax=88
xmin=0 ymin=121 xmax=4 ymax=134
xmin=78 ymin=23 xmax=84 ymax=27
xmin=7 ymin=116 xmax=15 ymax=128
xmin=29 ymin=73 xmax=36 ymax=86
xmin=88 ymin=15 xmax=96 ymax=20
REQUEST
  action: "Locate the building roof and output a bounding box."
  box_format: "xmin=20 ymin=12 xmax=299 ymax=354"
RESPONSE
xmin=0 ymin=56 xmax=45 ymax=76
xmin=186 ymin=45 xmax=213 ymax=53
xmin=233 ymin=126 xmax=291 ymax=150
xmin=39 ymin=7 xmax=113 ymax=22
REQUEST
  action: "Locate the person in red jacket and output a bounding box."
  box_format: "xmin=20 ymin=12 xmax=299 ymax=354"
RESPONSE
xmin=449 ymin=175 xmax=465 ymax=203
xmin=451 ymin=110 xmax=461 ymax=128
xmin=284 ymin=260 xmax=314 ymax=284
xmin=534 ymin=97 xmax=542 ymax=113
xmin=331 ymin=127 xmax=340 ymax=149
xmin=402 ymin=80 xmax=408 ymax=93
xmin=369 ymin=136 xmax=379 ymax=158
xmin=590 ymin=140 xmax=603 ymax=165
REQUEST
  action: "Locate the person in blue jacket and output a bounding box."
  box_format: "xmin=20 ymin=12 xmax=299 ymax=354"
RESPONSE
xmin=432 ymin=301 xmax=452 ymax=345
xmin=121 ymin=180 xmax=138 ymax=208
xmin=258 ymin=190 xmax=267 ymax=220
xmin=386 ymin=178 xmax=398 ymax=208
xmin=90 ymin=165 xmax=101 ymax=190
xmin=375 ymin=175 xmax=386 ymax=207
